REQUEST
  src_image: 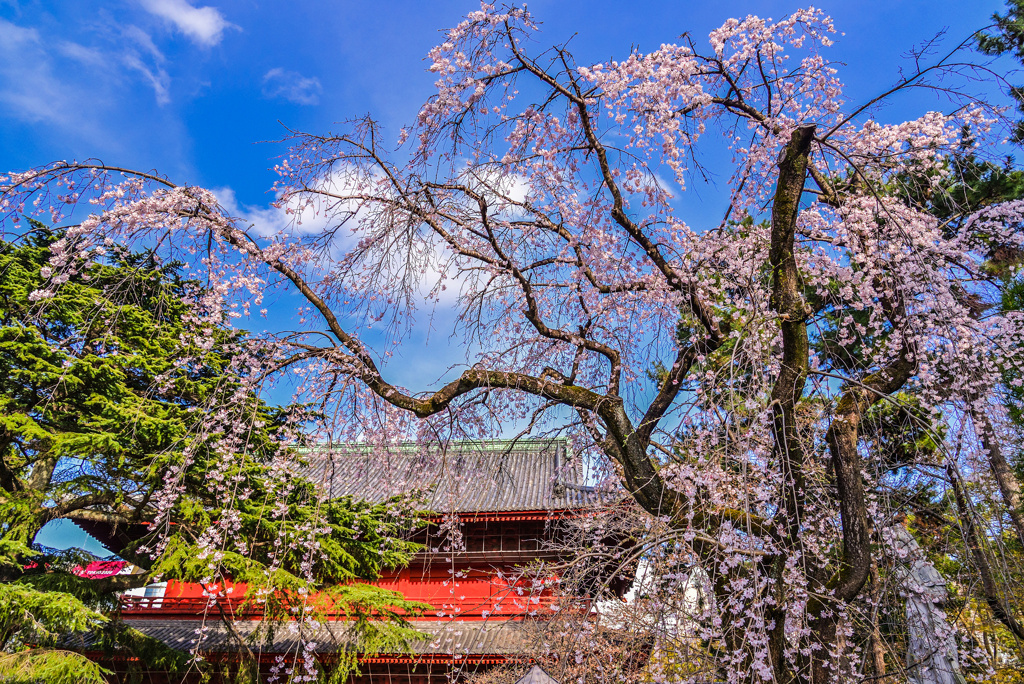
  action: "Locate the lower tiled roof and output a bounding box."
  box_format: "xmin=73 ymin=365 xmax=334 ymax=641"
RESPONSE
xmin=516 ymin=664 xmax=562 ymax=684
xmin=120 ymin=618 xmax=534 ymax=656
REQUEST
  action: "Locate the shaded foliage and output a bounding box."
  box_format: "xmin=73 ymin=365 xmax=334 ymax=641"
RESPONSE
xmin=0 ymin=226 xmax=429 ymax=682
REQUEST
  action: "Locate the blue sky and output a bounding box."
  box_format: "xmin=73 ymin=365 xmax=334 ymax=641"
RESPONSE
xmin=1 ymin=0 xmax=1006 ymax=209
xmin=2 ymin=0 xmax=1008 ymax=552
xmin=2 ymin=0 xmax=1005 ymax=376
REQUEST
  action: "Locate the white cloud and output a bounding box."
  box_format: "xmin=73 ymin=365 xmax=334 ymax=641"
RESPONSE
xmin=56 ymin=41 xmax=106 ymax=67
xmin=460 ymin=165 xmax=533 ymax=220
xmin=123 ymin=53 xmax=171 ymax=105
xmin=213 ymin=187 xmax=334 ymax=238
xmin=0 ymin=21 xmax=121 ymax=123
xmin=653 ymin=172 xmax=678 ymax=199
xmin=213 ymin=177 xmax=468 ymax=308
xmin=122 ymin=26 xmax=171 ymax=105
xmin=123 ymin=25 xmax=166 ymax=64
xmin=0 ymin=20 xmax=65 ymax=123
xmin=0 ymin=18 xmax=174 ymax=123
xmin=262 ymin=68 xmax=322 ymax=106
xmin=138 ymin=0 xmax=235 ymax=47
xmin=216 ymin=167 xmax=383 ymax=239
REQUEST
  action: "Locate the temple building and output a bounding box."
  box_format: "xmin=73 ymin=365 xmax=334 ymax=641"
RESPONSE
xmin=91 ymin=439 xmax=611 ymax=683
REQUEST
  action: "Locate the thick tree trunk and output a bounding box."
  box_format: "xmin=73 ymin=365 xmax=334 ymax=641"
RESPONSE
xmin=766 ymin=124 xmax=817 ymax=684
xmin=866 ymin=564 xmax=889 ymax=684
xmin=811 ymin=301 xmax=917 ymax=683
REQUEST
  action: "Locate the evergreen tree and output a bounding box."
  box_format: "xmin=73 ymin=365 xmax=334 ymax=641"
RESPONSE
xmin=0 ymin=225 xmax=427 ymax=683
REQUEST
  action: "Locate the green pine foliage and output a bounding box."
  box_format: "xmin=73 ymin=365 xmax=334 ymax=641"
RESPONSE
xmin=0 ymin=225 xmax=429 ymax=683
xmin=0 ymin=649 xmax=110 ymax=684
xmin=978 ymin=0 xmax=1024 ymax=144
xmin=0 ymin=577 xmax=111 ymax=683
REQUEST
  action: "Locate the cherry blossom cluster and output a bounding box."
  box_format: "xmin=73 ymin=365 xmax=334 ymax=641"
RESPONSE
xmin=3 ymin=3 xmax=1022 ymax=681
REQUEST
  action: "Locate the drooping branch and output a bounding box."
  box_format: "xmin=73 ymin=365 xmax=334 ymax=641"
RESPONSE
xmin=966 ymin=394 xmax=1024 ymax=548
xmin=948 ymin=464 xmax=1024 ymax=647
xmin=824 ymin=332 xmax=918 ymax=604
xmin=636 ymin=340 xmax=717 ymax=445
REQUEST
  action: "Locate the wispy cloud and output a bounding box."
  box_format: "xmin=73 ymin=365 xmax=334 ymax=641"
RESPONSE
xmin=138 ymin=0 xmax=235 ymax=47
xmin=123 ymin=24 xmax=166 ymax=63
xmin=0 ymin=17 xmax=176 ymax=143
xmin=55 ymin=41 xmax=106 ymax=68
xmin=122 ymin=54 xmax=170 ymax=105
xmin=122 ymin=26 xmax=171 ymax=105
xmin=213 ymin=187 xmax=333 ymax=238
xmin=0 ymin=20 xmax=83 ymax=124
xmin=262 ymin=68 xmax=322 ymax=106
xmin=213 ymin=178 xmax=469 ymax=308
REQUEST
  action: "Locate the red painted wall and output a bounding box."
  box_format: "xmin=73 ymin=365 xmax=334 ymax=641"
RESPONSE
xmin=122 ymin=515 xmax=563 ymax=620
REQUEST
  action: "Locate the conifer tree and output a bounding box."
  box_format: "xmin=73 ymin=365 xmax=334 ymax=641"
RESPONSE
xmin=0 ymin=225 xmax=427 ymax=683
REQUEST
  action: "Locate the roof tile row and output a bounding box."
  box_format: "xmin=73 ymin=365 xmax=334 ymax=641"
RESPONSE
xmin=300 ymin=439 xmax=605 ymax=513
xmin=109 ymin=618 xmax=534 ymax=655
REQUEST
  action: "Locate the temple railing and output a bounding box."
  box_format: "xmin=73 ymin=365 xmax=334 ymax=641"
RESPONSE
xmin=119 ymin=593 xmax=565 ymax=618
xmin=120 ymin=595 xmax=242 ymax=615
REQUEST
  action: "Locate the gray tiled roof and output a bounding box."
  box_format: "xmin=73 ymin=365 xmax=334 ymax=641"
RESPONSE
xmin=120 ymin=618 xmax=534 ymax=655
xmin=300 ymin=439 xmax=604 ymax=513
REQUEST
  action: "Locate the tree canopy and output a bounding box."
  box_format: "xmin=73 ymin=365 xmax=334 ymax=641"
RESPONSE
xmin=4 ymin=4 xmax=1024 ymax=683
xmin=0 ymin=228 xmax=427 ymax=683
